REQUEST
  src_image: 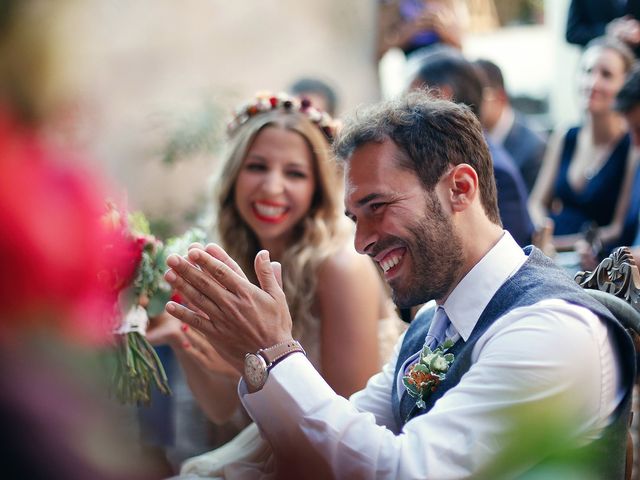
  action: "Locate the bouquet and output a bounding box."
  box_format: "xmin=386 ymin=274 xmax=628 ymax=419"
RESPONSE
xmin=101 ymin=201 xmax=206 ymax=405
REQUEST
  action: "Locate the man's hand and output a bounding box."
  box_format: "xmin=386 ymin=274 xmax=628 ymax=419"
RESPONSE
xmin=163 ymin=244 xmax=293 ymax=372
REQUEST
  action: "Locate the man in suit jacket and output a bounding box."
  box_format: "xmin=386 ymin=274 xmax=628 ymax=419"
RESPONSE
xmin=473 ymin=58 xmax=547 ymax=193
xmin=407 ymin=48 xmax=535 ymax=246
xmin=164 ymin=91 xmax=635 ymax=479
xmin=566 ymin=0 xmax=640 ymax=56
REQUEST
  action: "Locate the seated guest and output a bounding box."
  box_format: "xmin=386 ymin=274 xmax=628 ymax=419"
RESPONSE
xmin=529 ymin=36 xmax=636 ymax=252
xmin=408 ymin=47 xmax=534 ymax=246
xmin=376 ymin=0 xmax=468 ymax=60
xmin=165 ymin=91 xmax=635 ymax=479
xmin=473 ymin=58 xmax=547 ymax=192
xmin=578 ymin=64 xmax=640 ymax=269
xmin=288 ymin=77 xmax=339 ymax=117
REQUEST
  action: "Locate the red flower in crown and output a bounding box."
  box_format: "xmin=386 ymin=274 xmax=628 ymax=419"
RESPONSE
xmin=226 ymin=91 xmax=338 ymax=143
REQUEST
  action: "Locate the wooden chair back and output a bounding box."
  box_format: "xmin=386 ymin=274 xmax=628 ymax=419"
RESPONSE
xmin=575 ymin=246 xmax=640 ymax=480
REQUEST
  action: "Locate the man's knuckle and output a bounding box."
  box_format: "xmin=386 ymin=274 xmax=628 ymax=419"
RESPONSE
xmin=193 ymin=313 xmax=208 ymax=331
xmin=194 ymin=289 xmax=208 ymax=307
xmin=194 ymin=272 xmax=211 ymax=291
xmin=212 ymin=263 xmax=227 ymax=279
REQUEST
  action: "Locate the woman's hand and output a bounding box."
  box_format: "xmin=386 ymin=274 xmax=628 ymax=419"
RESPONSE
xmin=181 ymin=324 xmax=240 ymax=378
xmin=532 ymin=218 xmax=557 ymax=258
xmin=146 ymin=310 xmax=240 ymax=377
xmin=146 ymin=310 xmax=184 ymax=348
xmin=164 ymin=244 xmax=293 ymax=373
xmin=575 ymin=239 xmax=599 ymax=272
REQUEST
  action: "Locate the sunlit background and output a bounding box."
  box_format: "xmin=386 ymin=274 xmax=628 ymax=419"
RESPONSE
xmin=26 ymin=0 xmax=578 ymax=239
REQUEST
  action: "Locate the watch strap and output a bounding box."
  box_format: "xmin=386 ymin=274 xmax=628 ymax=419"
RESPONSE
xmin=258 ymin=339 xmax=305 ymax=367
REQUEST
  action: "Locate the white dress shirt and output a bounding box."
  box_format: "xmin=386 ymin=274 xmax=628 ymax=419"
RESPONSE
xmin=240 ymin=232 xmax=622 ymax=479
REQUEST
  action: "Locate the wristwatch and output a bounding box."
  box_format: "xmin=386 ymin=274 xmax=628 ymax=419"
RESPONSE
xmin=244 ymin=339 xmax=305 ymax=392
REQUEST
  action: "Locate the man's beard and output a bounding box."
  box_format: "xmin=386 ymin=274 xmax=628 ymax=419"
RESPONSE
xmin=388 ymin=194 xmax=464 ymax=308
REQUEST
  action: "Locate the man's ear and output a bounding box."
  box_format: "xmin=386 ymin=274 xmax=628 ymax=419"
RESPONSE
xmin=448 ymin=163 xmax=478 ymax=213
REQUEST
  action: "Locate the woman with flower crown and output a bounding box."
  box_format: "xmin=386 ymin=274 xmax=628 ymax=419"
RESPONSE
xmin=148 ymin=91 xmax=404 ymax=478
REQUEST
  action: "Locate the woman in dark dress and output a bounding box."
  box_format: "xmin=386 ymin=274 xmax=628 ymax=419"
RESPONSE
xmin=529 ymin=36 xmax=637 ymax=252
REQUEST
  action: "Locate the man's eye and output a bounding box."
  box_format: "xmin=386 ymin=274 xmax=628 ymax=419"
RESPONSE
xmin=370 ymin=203 xmax=386 ymax=213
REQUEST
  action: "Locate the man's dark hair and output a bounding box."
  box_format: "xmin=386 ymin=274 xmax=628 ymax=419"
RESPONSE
xmin=616 ymin=65 xmax=640 ymax=113
xmin=411 ymin=50 xmax=484 ymax=118
xmin=334 ymin=91 xmax=501 ymax=225
xmin=472 ymin=58 xmax=505 ymax=90
xmin=289 ymin=77 xmax=338 ymax=116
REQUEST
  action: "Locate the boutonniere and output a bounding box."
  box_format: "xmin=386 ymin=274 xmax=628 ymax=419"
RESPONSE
xmin=402 ymin=339 xmax=455 ymax=410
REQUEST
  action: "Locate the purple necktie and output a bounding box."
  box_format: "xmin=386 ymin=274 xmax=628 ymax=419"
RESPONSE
xmin=423 ymin=306 xmax=451 ymax=350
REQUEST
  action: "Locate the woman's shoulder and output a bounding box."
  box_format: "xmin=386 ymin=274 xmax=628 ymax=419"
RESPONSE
xmin=320 ymin=245 xmax=375 ymax=275
xmin=545 ymin=124 xmax=578 ymax=160
xmin=553 ymin=125 xmax=579 ymax=145
xmin=317 ymin=245 xmax=378 ymax=282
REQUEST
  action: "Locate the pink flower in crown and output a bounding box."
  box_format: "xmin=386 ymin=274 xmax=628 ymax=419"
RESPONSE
xmin=226 ymin=91 xmax=338 ymax=142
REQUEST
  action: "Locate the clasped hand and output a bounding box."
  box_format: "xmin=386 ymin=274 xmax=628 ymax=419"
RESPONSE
xmin=163 ymin=243 xmax=293 ymax=373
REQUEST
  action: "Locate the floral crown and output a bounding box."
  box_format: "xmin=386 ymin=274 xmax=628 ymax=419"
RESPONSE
xmin=226 ymin=91 xmax=337 ymax=143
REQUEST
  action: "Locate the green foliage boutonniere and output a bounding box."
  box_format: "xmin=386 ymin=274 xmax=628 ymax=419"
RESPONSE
xmin=402 ymin=339 xmax=455 ymax=410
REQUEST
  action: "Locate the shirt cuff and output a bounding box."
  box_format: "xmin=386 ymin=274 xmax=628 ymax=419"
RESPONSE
xmin=239 ymin=352 xmax=335 ymax=432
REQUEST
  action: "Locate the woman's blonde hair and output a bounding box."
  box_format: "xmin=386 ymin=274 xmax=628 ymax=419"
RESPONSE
xmin=212 ymin=108 xmax=350 ymax=337
xmin=584 ymin=36 xmax=636 ymax=74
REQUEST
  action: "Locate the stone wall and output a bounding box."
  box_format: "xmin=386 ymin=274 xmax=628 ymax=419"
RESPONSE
xmin=51 ymin=0 xmax=380 ymax=233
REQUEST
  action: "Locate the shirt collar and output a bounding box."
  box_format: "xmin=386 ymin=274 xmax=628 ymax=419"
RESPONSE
xmin=487 ymin=105 xmax=515 ymax=146
xmin=442 ymin=231 xmax=526 ymax=341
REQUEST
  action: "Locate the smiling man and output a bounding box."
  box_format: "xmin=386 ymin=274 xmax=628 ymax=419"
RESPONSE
xmin=165 ymin=92 xmax=635 ymax=479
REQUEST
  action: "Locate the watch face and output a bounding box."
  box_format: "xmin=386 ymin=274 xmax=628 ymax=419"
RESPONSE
xmin=244 ymin=353 xmax=268 ymax=390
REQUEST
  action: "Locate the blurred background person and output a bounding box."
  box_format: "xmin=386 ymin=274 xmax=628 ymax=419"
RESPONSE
xmin=473 ymin=58 xmax=547 ymax=193
xmin=566 ymin=0 xmax=640 ymax=57
xmin=408 ymin=47 xmax=534 ymax=248
xmin=148 ymin=92 xmax=404 ymax=477
xmin=377 ymin=0 xmax=468 ymax=60
xmin=288 ymin=77 xmax=340 ymax=117
xmin=577 ymin=63 xmax=640 ymax=269
xmin=376 ymin=0 xmax=469 ymax=89
xmin=529 ymin=36 xmax=637 ymax=261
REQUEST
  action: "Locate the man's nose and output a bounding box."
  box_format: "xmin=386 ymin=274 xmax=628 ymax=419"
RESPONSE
xmin=354 ymin=218 xmax=377 ymax=255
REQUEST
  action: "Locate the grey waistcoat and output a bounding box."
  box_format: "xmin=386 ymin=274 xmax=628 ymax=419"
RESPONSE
xmin=391 ymin=246 xmax=635 ymax=478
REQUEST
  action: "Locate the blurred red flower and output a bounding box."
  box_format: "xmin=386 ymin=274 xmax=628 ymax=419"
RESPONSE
xmin=99 ymin=204 xmax=146 ymax=295
xmin=0 ymin=111 xmax=117 ymax=344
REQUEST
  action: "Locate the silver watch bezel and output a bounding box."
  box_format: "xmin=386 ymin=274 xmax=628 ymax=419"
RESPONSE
xmin=244 ymin=352 xmax=268 ymax=390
